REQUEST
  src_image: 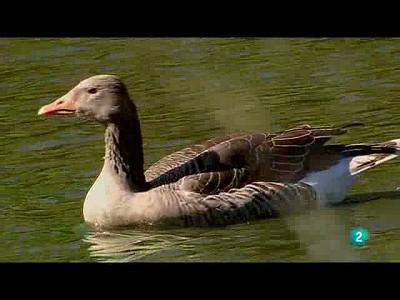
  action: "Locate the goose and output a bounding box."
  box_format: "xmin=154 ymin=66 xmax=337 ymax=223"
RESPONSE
xmin=38 ymin=75 xmax=400 ymax=228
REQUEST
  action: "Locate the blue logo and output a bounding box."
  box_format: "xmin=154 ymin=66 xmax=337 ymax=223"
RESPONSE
xmin=350 ymin=227 xmax=370 ymax=247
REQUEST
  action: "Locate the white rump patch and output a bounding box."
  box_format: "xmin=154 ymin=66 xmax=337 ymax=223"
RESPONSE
xmin=300 ymin=158 xmax=355 ymax=206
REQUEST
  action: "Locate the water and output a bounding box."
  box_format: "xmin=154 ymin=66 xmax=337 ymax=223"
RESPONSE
xmin=1 ymin=38 xmax=400 ymax=262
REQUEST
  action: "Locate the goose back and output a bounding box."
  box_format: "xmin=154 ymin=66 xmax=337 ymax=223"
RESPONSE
xmin=144 ymin=124 xmax=359 ymax=193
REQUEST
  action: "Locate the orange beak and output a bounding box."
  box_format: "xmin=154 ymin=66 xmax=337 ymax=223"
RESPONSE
xmin=37 ymin=96 xmax=76 ymax=116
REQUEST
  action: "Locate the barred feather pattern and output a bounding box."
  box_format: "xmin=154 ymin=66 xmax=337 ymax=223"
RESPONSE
xmin=176 ymin=168 xmax=251 ymax=194
xmin=144 ymin=123 xmax=362 ymax=194
xmin=153 ymin=181 xmax=318 ymax=227
xmin=144 ymin=133 xmax=247 ymax=183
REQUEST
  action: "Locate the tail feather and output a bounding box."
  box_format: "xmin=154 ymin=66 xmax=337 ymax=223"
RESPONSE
xmin=350 ymin=139 xmax=400 ymax=175
xmin=325 ymin=143 xmax=397 ymax=157
xmin=301 ymin=138 xmax=400 ymax=205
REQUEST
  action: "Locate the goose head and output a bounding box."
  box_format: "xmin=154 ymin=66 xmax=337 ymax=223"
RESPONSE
xmin=38 ymin=75 xmax=134 ymax=124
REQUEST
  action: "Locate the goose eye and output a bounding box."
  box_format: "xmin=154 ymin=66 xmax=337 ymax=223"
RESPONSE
xmin=88 ymin=88 xmax=97 ymax=94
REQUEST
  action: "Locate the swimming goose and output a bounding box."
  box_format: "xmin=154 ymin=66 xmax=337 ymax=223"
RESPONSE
xmin=38 ymin=75 xmax=400 ymax=228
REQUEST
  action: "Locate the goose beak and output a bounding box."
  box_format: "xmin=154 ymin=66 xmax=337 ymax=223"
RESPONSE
xmin=38 ymin=96 xmax=76 ymax=116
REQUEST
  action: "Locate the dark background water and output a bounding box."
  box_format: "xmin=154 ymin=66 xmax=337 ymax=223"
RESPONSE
xmin=1 ymin=38 xmax=400 ymax=261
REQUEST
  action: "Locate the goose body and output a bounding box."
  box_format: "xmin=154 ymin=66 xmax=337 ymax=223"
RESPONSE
xmin=38 ymin=75 xmax=400 ymax=228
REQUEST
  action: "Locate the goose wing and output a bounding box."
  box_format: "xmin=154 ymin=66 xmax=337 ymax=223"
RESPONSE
xmin=144 ymin=133 xmax=248 ymax=182
xmin=145 ymin=123 xmax=364 ymax=191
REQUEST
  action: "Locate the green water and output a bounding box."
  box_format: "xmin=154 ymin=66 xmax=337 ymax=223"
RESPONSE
xmin=1 ymin=38 xmax=400 ymax=262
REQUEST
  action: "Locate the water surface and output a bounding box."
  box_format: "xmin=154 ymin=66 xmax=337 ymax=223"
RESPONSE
xmin=1 ymin=38 xmax=400 ymax=261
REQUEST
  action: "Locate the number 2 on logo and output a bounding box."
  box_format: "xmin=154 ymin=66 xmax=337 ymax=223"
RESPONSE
xmin=355 ymin=231 xmax=363 ymax=243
